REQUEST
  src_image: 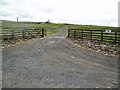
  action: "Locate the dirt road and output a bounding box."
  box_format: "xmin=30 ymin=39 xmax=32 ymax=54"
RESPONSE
xmin=2 ymin=26 xmax=118 ymax=88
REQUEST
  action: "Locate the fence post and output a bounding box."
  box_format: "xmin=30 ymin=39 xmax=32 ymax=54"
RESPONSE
xmin=81 ymin=30 xmax=83 ymax=39
xmin=11 ymin=30 xmax=14 ymax=39
xmin=74 ymin=30 xmax=76 ymax=38
xmin=68 ymin=29 xmax=70 ymax=37
xmin=42 ymin=28 xmax=44 ymax=37
xmin=101 ymin=30 xmax=103 ymax=41
xmin=115 ymin=31 xmax=117 ymax=45
xmin=22 ymin=29 xmax=25 ymax=39
xmin=24 ymin=29 xmax=26 ymax=39
xmin=90 ymin=31 xmax=92 ymax=40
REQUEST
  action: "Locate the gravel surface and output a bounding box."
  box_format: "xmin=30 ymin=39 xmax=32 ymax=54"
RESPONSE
xmin=68 ymin=38 xmax=120 ymax=57
xmin=2 ymin=26 xmax=118 ymax=88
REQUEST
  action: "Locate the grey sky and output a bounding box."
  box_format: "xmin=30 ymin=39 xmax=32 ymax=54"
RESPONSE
xmin=0 ymin=0 xmax=119 ymax=27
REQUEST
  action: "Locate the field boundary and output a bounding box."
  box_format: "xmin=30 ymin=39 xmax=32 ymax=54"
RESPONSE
xmin=0 ymin=28 xmax=46 ymax=44
xmin=68 ymin=29 xmax=120 ymax=45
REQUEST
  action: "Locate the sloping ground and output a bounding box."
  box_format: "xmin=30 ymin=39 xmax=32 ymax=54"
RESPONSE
xmin=2 ymin=26 xmax=118 ymax=88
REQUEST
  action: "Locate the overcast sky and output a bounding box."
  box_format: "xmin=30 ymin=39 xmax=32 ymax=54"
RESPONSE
xmin=0 ymin=0 xmax=119 ymax=27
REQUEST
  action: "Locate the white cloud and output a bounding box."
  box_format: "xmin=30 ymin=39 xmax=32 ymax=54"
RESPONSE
xmin=0 ymin=0 xmax=119 ymax=26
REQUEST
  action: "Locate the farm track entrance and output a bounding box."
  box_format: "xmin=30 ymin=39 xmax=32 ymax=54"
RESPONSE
xmin=2 ymin=26 xmax=118 ymax=88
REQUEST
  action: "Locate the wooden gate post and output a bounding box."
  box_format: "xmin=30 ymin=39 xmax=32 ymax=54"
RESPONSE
xmin=68 ymin=29 xmax=70 ymax=37
xmin=22 ymin=29 xmax=25 ymax=39
xmin=90 ymin=31 xmax=92 ymax=40
xmin=11 ymin=30 xmax=14 ymax=39
xmin=24 ymin=29 xmax=26 ymax=39
xmin=42 ymin=28 xmax=44 ymax=37
xmin=22 ymin=30 xmax=24 ymax=39
xmin=115 ymin=31 xmax=117 ymax=45
xmin=81 ymin=30 xmax=83 ymax=39
xmin=101 ymin=31 xmax=103 ymax=41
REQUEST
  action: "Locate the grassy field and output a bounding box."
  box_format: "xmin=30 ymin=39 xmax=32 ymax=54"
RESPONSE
xmin=1 ymin=20 xmax=64 ymax=37
xmin=1 ymin=20 xmax=120 ymax=44
xmin=1 ymin=20 xmax=119 ymax=35
xmin=67 ymin=24 xmax=120 ymax=44
xmin=67 ymin=24 xmax=119 ymax=31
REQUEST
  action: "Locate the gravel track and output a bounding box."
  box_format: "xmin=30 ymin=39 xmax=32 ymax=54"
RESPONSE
xmin=2 ymin=26 xmax=118 ymax=88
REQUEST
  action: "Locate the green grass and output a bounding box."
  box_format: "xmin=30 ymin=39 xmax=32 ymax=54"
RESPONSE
xmin=68 ymin=28 xmax=120 ymax=44
xmin=1 ymin=20 xmax=120 ymax=45
xmin=32 ymin=23 xmax=64 ymax=36
xmin=0 ymin=20 xmax=65 ymax=37
xmin=67 ymin=24 xmax=119 ymax=31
